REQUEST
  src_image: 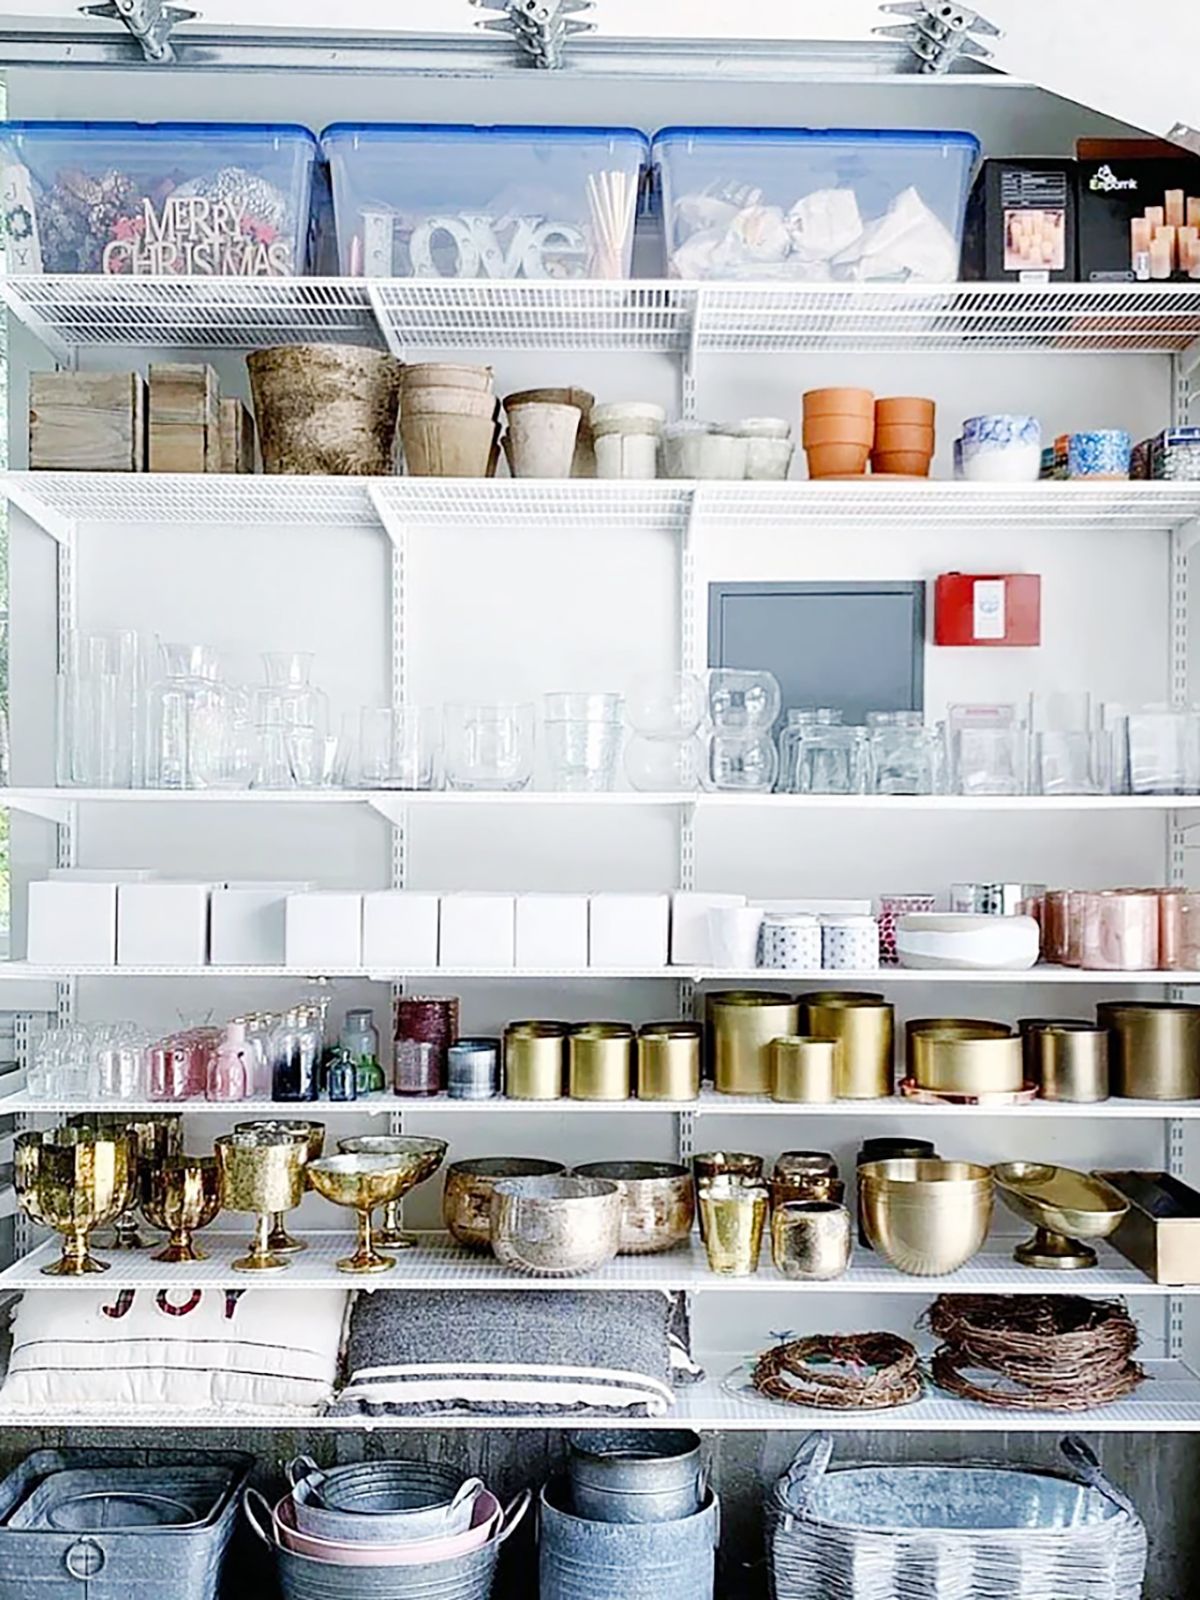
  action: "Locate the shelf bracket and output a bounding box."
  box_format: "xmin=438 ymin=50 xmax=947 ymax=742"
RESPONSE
xmin=2 ymin=795 xmax=74 ymax=828
xmin=80 ymin=0 xmax=196 ymax=63
xmin=875 ymin=0 xmax=1000 ymax=72
xmin=471 ymin=0 xmax=595 ymax=69
xmin=681 ymin=290 xmax=702 ymax=423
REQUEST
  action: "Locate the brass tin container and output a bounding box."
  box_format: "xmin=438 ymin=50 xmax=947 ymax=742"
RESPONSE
xmin=1097 ymin=1169 xmax=1200 ymax=1285
xmin=698 ymin=1177 xmax=768 ymax=1276
xmin=904 ymin=1018 xmax=1011 ymax=1078
xmin=771 ymin=1200 xmax=852 ymax=1280
xmin=804 ymin=996 xmax=894 ymax=1099
xmin=1098 ymin=1002 xmax=1200 ymax=1100
xmin=504 ymin=1020 xmax=567 ymax=1101
xmin=573 ymin=1160 xmax=695 ymax=1254
xmin=911 ymin=1033 xmax=1023 ymax=1094
xmin=443 ymin=1155 xmax=567 ymax=1251
xmin=769 ymin=1037 xmax=837 ymax=1103
xmin=858 ymin=1157 xmax=994 ymax=1276
xmin=710 ymin=991 xmax=800 ymax=1096
xmin=1018 ymin=1018 xmax=1093 ymax=1085
xmin=637 ymin=1022 xmax=702 ymax=1101
xmin=1037 ymin=1025 xmax=1110 ymax=1102
xmin=569 ymin=1023 xmax=635 ymax=1101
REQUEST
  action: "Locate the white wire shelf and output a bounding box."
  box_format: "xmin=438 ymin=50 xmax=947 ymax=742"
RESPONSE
xmin=8 ymin=474 xmax=1200 ymax=544
xmin=9 ymin=277 xmax=1200 ymax=361
xmin=0 ymin=1233 xmax=1179 ymax=1298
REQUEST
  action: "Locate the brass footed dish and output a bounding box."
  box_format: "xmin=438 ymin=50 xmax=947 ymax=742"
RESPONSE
xmin=16 ymin=1127 xmax=134 ymax=1276
xmin=335 ymin=1135 xmax=448 ymax=1248
xmin=215 ymin=1130 xmax=308 ymax=1273
xmin=308 ymin=1144 xmax=446 ymax=1274
xmin=142 ymin=1157 xmax=222 ymax=1263
xmin=234 ymin=1120 xmax=324 ymax=1254
xmin=993 ymin=1161 xmax=1130 ymax=1270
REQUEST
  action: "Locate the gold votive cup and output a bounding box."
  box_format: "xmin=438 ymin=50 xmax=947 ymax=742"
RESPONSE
xmin=771 ymin=1200 xmax=852 ymax=1280
xmin=504 ymin=1021 xmax=567 ymax=1100
xmin=693 ymin=1152 xmax=764 ymax=1243
xmin=769 ymin=1173 xmax=845 ymax=1209
xmin=769 ymin=1037 xmax=838 ymax=1102
xmin=709 ymin=991 xmax=800 ymax=1096
xmin=698 ymin=1176 xmax=768 ymax=1276
xmin=215 ymin=1131 xmax=307 ymax=1273
xmin=568 ymin=1023 xmax=634 ymax=1101
xmin=804 ymin=995 xmax=895 ymax=1099
xmin=637 ymin=1022 xmax=702 ymax=1101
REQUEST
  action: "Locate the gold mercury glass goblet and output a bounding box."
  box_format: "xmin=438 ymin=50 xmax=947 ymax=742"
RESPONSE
xmin=234 ymin=1119 xmax=325 ymax=1254
xmin=68 ymin=1113 xmax=183 ymax=1250
xmin=336 ymin=1135 xmax=448 ymax=1248
xmin=16 ymin=1127 xmax=134 ymax=1275
xmin=215 ymin=1130 xmax=308 ymax=1272
xmin=142 ymin=1157 xmax=222 ymax=1263
xmin=308 ymin=1141 xmax=447 ymax=1273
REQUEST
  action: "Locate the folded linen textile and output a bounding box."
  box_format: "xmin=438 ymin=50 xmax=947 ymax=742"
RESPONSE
xmin=330 ymin=1289 xmax=701 ymax=1418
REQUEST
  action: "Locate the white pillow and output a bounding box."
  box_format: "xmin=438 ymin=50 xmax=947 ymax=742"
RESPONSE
xmin=2 ymin=1287 xmax=349 ymax=1415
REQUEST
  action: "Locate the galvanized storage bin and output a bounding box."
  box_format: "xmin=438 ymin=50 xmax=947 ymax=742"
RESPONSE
xmin=539 ymin=1478 xmax=718 ymax=1600
xmin=768 ymin=1433 xmax=1147 ymax=1600
xmin=566 ymin=1431 xmax=704 ymax=1524
xmin=0 ymin=1447 xmax=253 ymax=1600
xmin=286 ymin=1457 xmax=484 ymax=1544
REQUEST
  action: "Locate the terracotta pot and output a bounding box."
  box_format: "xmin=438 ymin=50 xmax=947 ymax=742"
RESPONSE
xmin=403 ymin=386 xmax=499 ymax=421
xmin=802 ymin=414 xmax=875 ymax=449
xmin=876 ymin=396 xmax=936 ymax=429
xmin=871 ymin=451 xmax=933 ymax=477
xmin=401 ymin=412 xmax=494 ymax=477
xmin=401 ymin=363 xmax=493 ymax=393
xmin=803 ymin=387 xmax=875 ymax=418
xmin=873 ymin=423 xmax=935 ymax=454
xmin=806 ymin=442 xmax=871 ymax=478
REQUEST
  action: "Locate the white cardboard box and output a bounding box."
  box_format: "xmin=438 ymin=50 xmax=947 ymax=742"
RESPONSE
xmin=589 ymin=893 xmax=670 ymax=969
xmin=439 ymin=894 xmax=516 ymax=969
xmin=670 ymin=892 xmax=748 ymax=966
xmin=117 ymin=882 xmax=211 ymax=967
xmin=285 ymin=892 xmax=363 ymax=970
xmin=515 ymin=894 xmax=589 ymax=970
xmin=754 ymin=898 xmax=873 ymax=916
xmin=48 ymin=869 xmax=158 ymax=882
xmin=363 ymin=891 xmax=440 ymax=969
xmin=211 ymin=882 xmax=312 ymax=966
xmin=27 ymin=880 xmax=118 ymax=966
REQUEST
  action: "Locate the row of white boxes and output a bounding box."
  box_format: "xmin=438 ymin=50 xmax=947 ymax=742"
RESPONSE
xmin=25 ymin=876 xmax=872 ymax=969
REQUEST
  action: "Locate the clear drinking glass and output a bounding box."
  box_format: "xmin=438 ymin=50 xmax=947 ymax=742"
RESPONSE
xmin=542 ymin=693 xmax=623 ymax=792
xmin=258 ymin=652 xmax=329 ymax=737
xmin=444 ymin=702 xmax=535 ymax=791
xmin=1034 ymin=730 xmax=1102 ymax=795
xmin=358 ymin=707 xmax=439 ymax=790
xmin=148 ymin=643 xmax=231 ymax=790
xmin=948 ymin=704 xmax=1027 ymax=796
xmin=287 ymin=727 xmax=350 ymax=789
xmin=706 ymin=730 xmax=779 ymax=792
xmin=707 ymin=670 xmax=781 ymax=732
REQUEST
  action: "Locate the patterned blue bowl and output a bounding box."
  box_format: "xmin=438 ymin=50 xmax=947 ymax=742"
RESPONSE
xmin=960 ymin=414 xmax=1041 ymax=454
xmin=1068 ymin=429 xmax=1132 ymax=479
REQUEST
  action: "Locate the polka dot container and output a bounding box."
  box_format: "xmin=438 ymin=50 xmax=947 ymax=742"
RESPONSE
xmin=821 ymin=915 xmax=880 ymax=971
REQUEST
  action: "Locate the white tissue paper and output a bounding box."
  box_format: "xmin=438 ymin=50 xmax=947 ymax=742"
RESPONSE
xmin=834 ymin=186 xmax=959 ymax=282
xmin=786 ymin=187 xmax=863 ymax=264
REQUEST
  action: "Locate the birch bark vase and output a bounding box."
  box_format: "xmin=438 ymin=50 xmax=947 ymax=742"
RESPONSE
xmin=248 ymin=344 xmax=402 ymax=475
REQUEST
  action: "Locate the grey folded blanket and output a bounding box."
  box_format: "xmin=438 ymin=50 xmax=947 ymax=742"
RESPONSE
xmin=329 ymin=1290 xmax=702 ymax=1418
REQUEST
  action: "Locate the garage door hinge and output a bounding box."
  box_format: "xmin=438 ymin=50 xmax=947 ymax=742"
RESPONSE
xmin=472 ymin=0 xmax=595 ymax=69
xmin=875 ymin=0 xmax=1000 ymax=73
xmin=80 ymin=0 xmax=197 ymax=63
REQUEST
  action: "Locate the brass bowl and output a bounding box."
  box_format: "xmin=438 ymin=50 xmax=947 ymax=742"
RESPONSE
xmin=338 ymin=1134 xmax=448 ymax=1247
xmin=859 ymin=1158 xmax=994 ymax=1276
xmin=309 ymin=1146 xmax=445 ymax=1274
xmin=490 ymin=1176 xmax=622 ymax=1277
xmin=16 ymin=1127 xmax=134 ymax=1276
xmin=993 ymin=1160 xmax=1130 ymax=1270
xmin=215 ymin=1131 xmax=308 ymax=1273
xmin=442 ymin=1156 xmax=567 ymax=1252
xmin=142 ymin=1157 xmax=222 ymax=1263
xmin=572 ymin=1161 xmax=695 ymax=1254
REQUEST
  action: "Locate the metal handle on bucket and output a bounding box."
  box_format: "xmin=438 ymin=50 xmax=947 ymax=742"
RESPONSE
xmin=242 ymin=1487 xmax=277 ymax=1550
xmin=496 ymin=1488 xmax=532 ymax=1544
xmin=1060 ymin=1434 xmax=1139 ymax=1519
xmin=449 ymin=1476 xmax=486 ymax=1518
xmin=778 ymin=1432 xmax=834 ymax=1518
xmin=64 ymin=1538 xmax=105 ymax=1580
xmin=285 ymin=1455 xmax=323 ymax=1493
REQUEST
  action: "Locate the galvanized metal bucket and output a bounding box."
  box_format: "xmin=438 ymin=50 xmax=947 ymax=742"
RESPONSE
xmin=246 ymin=1484 xmax=530 ymax=1600
xmin=567 ymin=1431 xmax=705 ymax=1524
xmin=539 ymin=1478 xmax=718 ymax=1600
xmin=286 ymin=1458 xmax=483 ymax=1544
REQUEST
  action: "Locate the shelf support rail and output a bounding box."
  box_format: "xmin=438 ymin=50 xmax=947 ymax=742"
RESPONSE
xmin=681 ymin=290 xmax=702 ymax=422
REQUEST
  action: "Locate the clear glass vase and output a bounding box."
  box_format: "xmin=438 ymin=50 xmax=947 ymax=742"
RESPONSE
xmin=148 ymin=643 xmax=231 ymax=791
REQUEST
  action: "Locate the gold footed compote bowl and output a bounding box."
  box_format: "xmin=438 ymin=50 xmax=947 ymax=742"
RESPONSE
xmin=142 ymin=1157 xmax=222 ymax=1263
xmin=308 ymin=1141 xmax=447 ymax=1273
xmin=16 ymin=1127 xmax=134 ymax=1275
xmin=215 ymin=1130 xmax=308 ymax=1272
xmin=235 ymin=1119 xmax=324 ymax=1254
xmin=336 ymin=1135 xmax=448 ymax=1248
xmin=70 ymin=1113 xmax=182 ymax=1250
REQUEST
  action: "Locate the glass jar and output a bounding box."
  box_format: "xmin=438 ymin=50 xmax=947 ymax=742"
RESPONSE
xmin=271 ymin=1007 xmax=322 ymax=1102
xmin=796 ymin=725 xmax=869 ymax=796
xmin=340 ymin=1008 xmax=384 ymax=1095
xmin=207 ymin=1020 xmax=248 ymax=1102
xmin=326 ymin=1048 xmax=358 ymax=1102
xmin=868 ymin=712 xmax=939 ymax=796
xmin=706 ymin=730 xmax=779 ymax=792
xmin=148 ymin=643 xmax=232 ymax=790
xmin=707 ymin=670 xmax=782 ymax=732
xmin=258 ymin=652 xmax=329 ymax=736
xmin=443 ymin=703 xmax=535 ymax=791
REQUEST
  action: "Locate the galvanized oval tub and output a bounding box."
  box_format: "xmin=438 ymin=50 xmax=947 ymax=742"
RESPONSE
xmin=286 ymin=1458 xmax=483 ymax=1544
xmin=567 ymin=1431 xmax=704 ymax=1524
xmin=247 ymin=1485 xmax=530 ymax=1600
xmin=539 ymin=1478 xmax=718 ymax=1600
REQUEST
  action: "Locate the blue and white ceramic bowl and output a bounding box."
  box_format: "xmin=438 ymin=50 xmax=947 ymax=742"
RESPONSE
xmin=960 ymin=414 xmax=1042 ymax=455
xmin=1068 ymin=429 xmax=1132 ymax=479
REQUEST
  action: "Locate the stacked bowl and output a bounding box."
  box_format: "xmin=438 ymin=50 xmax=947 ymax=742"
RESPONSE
xmin=399 ymin=364 xmax=499 ymax=478
xmin=858 ymin=1158 xmax=994 ymax=1275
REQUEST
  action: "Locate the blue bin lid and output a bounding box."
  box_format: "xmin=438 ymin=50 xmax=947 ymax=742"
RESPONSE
xmin=651 ymin=125 xmax=979 ymax=157
xmin=2 ymin=120 xmax=318 ymax=147
xmin=321 ymin=122 xmax=649 ymax=154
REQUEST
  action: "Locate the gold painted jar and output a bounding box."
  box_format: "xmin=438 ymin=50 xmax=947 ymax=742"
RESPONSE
xmin=769 ymin=1037 xmax=838 ymax=1103
xmin=504 ymin=1020 xmax=567 ymax=1101
xmin=569 ymin=1023 xmax=634 ymax=1101
xmin=637 ymin=1022 xmax=702 ymax=1101
xmin=709 ymin=991 xmax=800 ymax=1096
xmin=1097 ymin=1001 xmax=1200 ymax=1100
xmin=910 ymin=1032 xmax=1023 ymax=1095
xmin=803 ymin=994 xmax=895 ymax=1099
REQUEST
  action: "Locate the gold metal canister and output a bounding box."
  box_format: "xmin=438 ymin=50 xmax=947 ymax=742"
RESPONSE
xmin=637 ymin=1022 xmax=702 ymax=1101
xmin=769 ymin=1037 xmax=838 ymax=1103
xmin=568 ymin=1023 xmax=634 ymax=1101
xmin=803 ymin=995 xmax=895 ymax=1099
xmin=904 ymin=1018 xmax=1011 ymax=1079
xmin=911 ymin=1033 xmax=1023 ymax=1094
xmin=1038 ymin=1024 xmax=1110 ymax=1102
xmin=1097 ymin=1002 xmax=1200 ymax=1100
xmin=504 ymin=1021 xmax=567 ymax=1101
xmin=709 ymin=991 xmax=800 ymax=1096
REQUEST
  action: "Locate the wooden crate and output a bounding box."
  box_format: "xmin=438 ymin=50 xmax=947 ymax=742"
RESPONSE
xmin=219 ymin=397 xmax=257 ymax=474
xmin=148 ymin=362 xmax=220 ymax=474
xmin=29 ymin=371 xmax=146 ymax=472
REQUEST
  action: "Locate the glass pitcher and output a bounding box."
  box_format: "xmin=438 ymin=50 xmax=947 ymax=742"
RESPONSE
xmin=148 ymin=643 xmax=231 ymax=790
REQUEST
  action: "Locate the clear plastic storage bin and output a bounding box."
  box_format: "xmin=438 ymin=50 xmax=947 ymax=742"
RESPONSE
xmin=653 ymin=126 xmax=979 ymax=282
xmin=0 ymin=121 xmax=318 ymax=275
xmin=321 ymin=123 xmax=649 ymax=278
